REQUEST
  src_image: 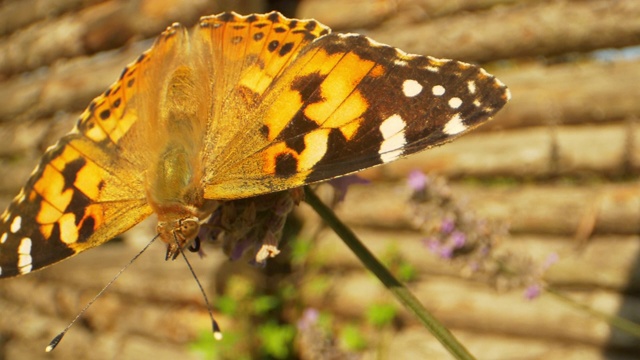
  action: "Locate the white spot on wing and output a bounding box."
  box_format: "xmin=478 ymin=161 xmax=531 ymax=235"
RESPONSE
xmin=0 ymin=233 xmax=6 ymax=243
xmin=394 ymin=59 xmax=409 ymax=66
xmin=30 ymin=164 xmax=41 ymax=176
xmin=432 ymin=85 xmax=445 ymax=96
xmin=18 ymin=237 xmax=31 ymax=255
xmin=10 ymin=216 xmax=22 ymax=233
xmin=402 ymin=79 xmax=423 ymax=97
xmin=19 ymin=264 xmax=32 ymax=275
xmin=443 ymin=114 xmax=467 ymax=135
xmin=379 ymin=114 xmax=407 ymax=163
xmin=16 ymin=189 xmax=26 ymax=203
xmin=0 ymin=266 xmax=2 ymax=276
xmin=380 ymin=114 xmax=406 ymax=139
xmin=18 ymin=237 xmax=33 ymax=274
xmin=448 ymin=97 xmax=462 ymax=109
xmin=467 ymin=81 xmax=476 ymax=94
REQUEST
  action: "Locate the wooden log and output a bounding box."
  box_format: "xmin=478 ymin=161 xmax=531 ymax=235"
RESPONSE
xmin=0 ymin=41 xmax=149 ymax=122
xmin=296 ymin=0 xmax=398 ymax=30
xmin=307 ymin=226 xmax=640 ymax=291
xmin=378 ymin=326 xmax=627 ymax=360
xmin=0 ymin=1 xmax=132 ymax=76
xmin=374 ymin=121 xmax=640 ymax=178
xmin=332 ymin=181 xmax=640 ymax=236
xmin=0 ymin=119 xmax=50 ymax=156
xmin=299 ymin=272 xmax=640 ymax=350
xmin=9 ymin=0 xmax=638 ymax=77
xmin=0 ymin=0 xmax=107 ymax=36
xmin=366 ymin=0 xmax=640 ymax=63
xmin=0 ymin=241 xmax=227 ymax=360
xmin=489 ymin=60 xmax=640 ymax=131
xmin=298 ymin=0 xmax=535 ymax=30
xmin=0 ymin=297 xmax=208 ymax=360
xmin=0 ymin=0 xmax=243 ymax=76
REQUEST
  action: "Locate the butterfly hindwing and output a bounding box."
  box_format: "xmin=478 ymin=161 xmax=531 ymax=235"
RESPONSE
xmin=0 ymin=135 xmax=152 ymax=277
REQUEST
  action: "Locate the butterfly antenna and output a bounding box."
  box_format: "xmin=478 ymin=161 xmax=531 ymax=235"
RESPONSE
xmin=174 ymin=234 xmax=223 ymax=341
xmin=46 ymin=235 xmax=159 ymax=352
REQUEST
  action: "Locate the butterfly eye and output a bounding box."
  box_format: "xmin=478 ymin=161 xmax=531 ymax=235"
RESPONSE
xmin=177 ymin=218 xmax=200 ymax=242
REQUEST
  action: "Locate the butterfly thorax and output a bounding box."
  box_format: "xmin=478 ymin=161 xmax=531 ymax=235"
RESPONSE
xmin=147 ymin=143 xmax=209 ymax=258
xmin=146 ymin=64 xmax=211 ymax=258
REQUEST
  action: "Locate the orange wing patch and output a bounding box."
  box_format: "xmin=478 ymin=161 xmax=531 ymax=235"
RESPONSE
xmin=198 ymin=12 xmax=330 ymax=97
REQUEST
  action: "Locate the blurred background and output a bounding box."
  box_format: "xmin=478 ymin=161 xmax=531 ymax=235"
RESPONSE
xmin=0 ymin=0 xmax=639 ymax=359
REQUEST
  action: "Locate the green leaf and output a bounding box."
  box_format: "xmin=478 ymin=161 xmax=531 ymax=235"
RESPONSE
xmin=367 ymin=303 xmax=397 ymax=328
xmin=215 ymin=295 xmax=238 ymax=316
xmin=189 ymin=329 xmax=249 ymax=360
xmin=290 ymin=237 xmax=313 ymax=264
xmin=252 ymin=295 xmax=280 ymax=315
xmin=258 ymin=322 xmax=296 ymax=359
xmin=339 ymin=324 xmax=367 ymax=351
xmin=397 ymin=262 xmax=417 ymax=282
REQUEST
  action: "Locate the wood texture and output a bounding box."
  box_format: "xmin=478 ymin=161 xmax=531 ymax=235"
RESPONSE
xmin=367 ymin=0 xmax=640 ymax=63
xmin=0 ymin=0 xmax=639 ymax=359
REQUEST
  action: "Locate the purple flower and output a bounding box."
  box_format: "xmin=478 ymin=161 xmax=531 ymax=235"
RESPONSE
xmin=440 ymin=218 xmax=455 ymax=234
xmin=230 ymin=237 xmax=254 ymax=261
xmin=423 ymin=237 xmax=440 ymax=253
xmin=450 ymin=231 xmax=466 ymax=248
xmin=439 ymin=245 xmax=454 ymax=259
xmin=407 ymin=170 xmax=428 ymax=191
xmin=328 ymin=175 xmax=370 ymax=202
xmin=524 ymin=284 xmax=542 ymax=300
xmin=542 ymin=252 xmax=559 ymax=270
xmin=297 ymin=308 xmax=320 ymax=330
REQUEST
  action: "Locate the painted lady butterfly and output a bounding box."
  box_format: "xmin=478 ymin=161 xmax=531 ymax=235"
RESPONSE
xmin=0 ymin=12 xmax=509 ymax=278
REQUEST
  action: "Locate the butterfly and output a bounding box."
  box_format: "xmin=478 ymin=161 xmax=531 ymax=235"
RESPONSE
xmin=0 ymin=11 xmax=509 ymax=278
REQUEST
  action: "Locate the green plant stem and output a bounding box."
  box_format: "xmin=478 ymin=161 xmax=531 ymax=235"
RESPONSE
xmin=304 ymin=187 xmax=475 ymax=360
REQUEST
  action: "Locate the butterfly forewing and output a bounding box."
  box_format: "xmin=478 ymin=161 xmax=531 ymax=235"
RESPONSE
xmin=203 ymin=33 xmax=510 ymax=199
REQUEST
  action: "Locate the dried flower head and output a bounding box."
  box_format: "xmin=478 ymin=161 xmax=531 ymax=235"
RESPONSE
xmin=200 ymin=189 xmax=301 ymax=265
xmin=407 ymin=170 xmax=557 ymax=298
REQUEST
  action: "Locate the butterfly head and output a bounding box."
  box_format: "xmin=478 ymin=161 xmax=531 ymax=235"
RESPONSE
xmin=158 ymin=215 xmax=201 ymax=260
